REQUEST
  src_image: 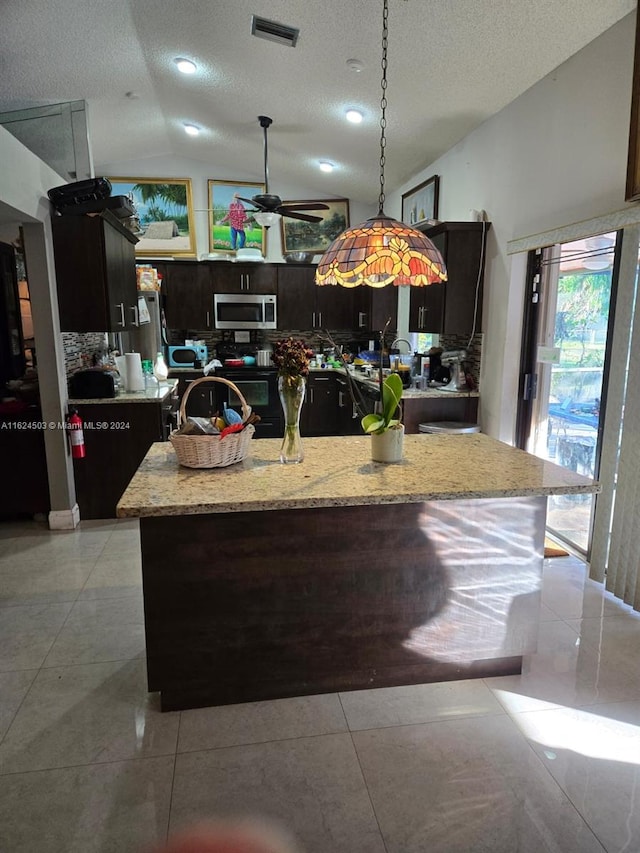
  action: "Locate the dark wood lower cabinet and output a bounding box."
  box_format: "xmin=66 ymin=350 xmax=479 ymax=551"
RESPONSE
xmin=73 ymin=401 xmax=170 ymax=519
xmin=302 ymin=373 xmax=478 ymax=436
xmin=140 ymin=496 xmax=544 ymax=710
xmin=403 ymin=395 xmax=479 ymax=433
xmin=301 ymin=374 xmax=339 ymax=436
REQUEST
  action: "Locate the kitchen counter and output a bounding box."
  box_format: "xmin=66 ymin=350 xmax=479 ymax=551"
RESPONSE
xmin=117 ymin=433 xmax=596 ymax=519
xmin=121 ymin=435 xmax=597 ymax=711
xmin=312 ymin=366 xmax=479 ymax=400
xmin=68 ymin=379 xmax=177 ymax=405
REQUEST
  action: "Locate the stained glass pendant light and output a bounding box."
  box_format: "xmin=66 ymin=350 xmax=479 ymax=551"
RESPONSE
xmin=315 ymin=0 xmax=447 ymax=289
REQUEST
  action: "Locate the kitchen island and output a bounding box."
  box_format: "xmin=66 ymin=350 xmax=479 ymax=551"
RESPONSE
xmin=117 ymin=434 xmax=598 ymax=711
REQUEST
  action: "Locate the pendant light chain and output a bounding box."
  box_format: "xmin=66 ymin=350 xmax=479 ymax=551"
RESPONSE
xmin=378 ymin=0 xmax=389 ymax=215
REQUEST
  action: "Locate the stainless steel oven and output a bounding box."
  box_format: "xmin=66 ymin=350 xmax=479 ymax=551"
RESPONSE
xmin=217 ymin=368 xmax=282 ymax=439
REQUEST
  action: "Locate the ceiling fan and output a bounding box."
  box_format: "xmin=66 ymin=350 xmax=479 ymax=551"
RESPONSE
xmin=237 ymin=116 xmax=329 ymax=225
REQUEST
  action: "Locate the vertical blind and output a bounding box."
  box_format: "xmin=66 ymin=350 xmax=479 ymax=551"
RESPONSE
xmin=590 ymin=225 xmax=640 ymax=609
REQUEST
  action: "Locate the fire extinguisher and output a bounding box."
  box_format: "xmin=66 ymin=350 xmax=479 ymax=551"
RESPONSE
xmin=67 ymin=408 xmax=86 ymax=459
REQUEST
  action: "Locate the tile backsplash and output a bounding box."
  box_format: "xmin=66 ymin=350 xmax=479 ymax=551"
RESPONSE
xmin=61 ymin=332 xmax=107 ymax=376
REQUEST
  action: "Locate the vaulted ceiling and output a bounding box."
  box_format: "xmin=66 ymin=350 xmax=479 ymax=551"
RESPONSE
xmin=0 ymin=0 xmax=634 ymax=204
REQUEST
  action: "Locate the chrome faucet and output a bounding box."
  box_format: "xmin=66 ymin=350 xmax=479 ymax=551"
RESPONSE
xmin=390 ymin=338 xmax=411 ymax=353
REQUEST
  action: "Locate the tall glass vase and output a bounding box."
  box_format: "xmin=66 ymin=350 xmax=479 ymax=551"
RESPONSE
xmin=278 ymin=374 xmax=306 ymax=464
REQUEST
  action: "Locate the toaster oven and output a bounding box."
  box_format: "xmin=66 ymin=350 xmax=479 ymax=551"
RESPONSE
xmin=168 ymin=345 xmax=208 ymax=367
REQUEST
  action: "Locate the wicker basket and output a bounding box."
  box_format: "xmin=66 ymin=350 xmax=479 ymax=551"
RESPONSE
xmin=170 ymin=376 xmax=255 ymax=468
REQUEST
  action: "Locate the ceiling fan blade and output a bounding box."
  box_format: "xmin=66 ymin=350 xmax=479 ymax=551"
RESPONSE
xmin=236 ymin=196 xmax=263 ymax=210
xmin=279 ymin=202 xmax=330 ymax=212
xmin=280 ymin=210 xmax=323 ymax=223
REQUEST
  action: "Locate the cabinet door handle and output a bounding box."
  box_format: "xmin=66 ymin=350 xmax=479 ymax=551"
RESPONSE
xmin=312 ymin=311 xmax=316 ymax=327
xmin=310 ymin=387 xmax=314 ymax=404
xmin=206 ymin=311 xmax=210 ymax=327
xmin=130 ymin=305 xmax=139 ymax=327
xmin=358 ymin=312 xmax=367 ymax=327
xmin=117 ymin=303 xmax=125 ymax=327
xmin=338 ymin=391 xmax=345 ymax=407
xmin=246 ymin=273 xmax=250 ymax=291
xmin=318 ymin=311 xmax=322 ymax=327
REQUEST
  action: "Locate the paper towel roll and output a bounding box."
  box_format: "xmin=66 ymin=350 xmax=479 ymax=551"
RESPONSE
xmin=125 ymin=352 xmax=145 ymax=392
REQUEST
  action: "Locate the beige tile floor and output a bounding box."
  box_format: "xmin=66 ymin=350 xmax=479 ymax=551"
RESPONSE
xmin=0 ymin=518 xmax=639 ymax=852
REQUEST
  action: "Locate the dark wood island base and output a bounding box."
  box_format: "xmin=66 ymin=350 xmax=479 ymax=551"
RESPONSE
xmin=140 ymin=496 xmax=545 ymax=712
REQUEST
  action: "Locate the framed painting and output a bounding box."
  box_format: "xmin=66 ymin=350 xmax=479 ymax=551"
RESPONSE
xmin=401 ymin=176 xmax=439 ymax=227
xmin=208 ymin=180 xmax=266 ymax=255
xmin=107 ymin=177 xmax=196 ymax=256
xmin=280 ymin=198 xmax=350 ymax=255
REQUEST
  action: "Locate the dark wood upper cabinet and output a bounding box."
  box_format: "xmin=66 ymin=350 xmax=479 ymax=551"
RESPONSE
xmin=369 ymin=286 xmax=399 ymax=335
xmin=162 ymin=262 xmax=212 ymax=330
xmin=409 ymin=221 xmax=490 ymax=335
xmin=52 ymin=211 xmax=139 ymax=332
xmin=212 ymin=263 xmax=277 ymax=293
xmin=277 ymin=264 xmax=361 ymax=331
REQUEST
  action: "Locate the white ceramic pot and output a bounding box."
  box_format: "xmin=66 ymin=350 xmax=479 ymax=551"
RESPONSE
xmin=370 ymin=424 xmax=405 ymax=463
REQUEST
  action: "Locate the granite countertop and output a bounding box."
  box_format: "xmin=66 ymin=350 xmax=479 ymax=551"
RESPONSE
xmin=116 ymin=433 xmax=599 ymax=518
xmin=69 ymin=379 xmax=178 ymax=406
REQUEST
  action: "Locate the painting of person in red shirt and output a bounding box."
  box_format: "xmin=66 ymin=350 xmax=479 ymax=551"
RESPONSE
xmin=219 ymin=193 xmax=252 ymax=250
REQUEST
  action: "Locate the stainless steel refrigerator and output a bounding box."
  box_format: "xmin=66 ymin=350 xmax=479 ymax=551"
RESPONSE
xmin=126 ymin=291 xmax=166 ymax=362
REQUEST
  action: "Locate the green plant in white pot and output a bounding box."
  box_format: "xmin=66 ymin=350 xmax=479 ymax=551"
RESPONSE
xmin=361 ymin=372 xmax=405 ymax=462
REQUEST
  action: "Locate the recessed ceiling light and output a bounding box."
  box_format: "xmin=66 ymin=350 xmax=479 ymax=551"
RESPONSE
xmin=346 ymin=109 xmax=363 ymax=124
xmin=346 ymin=58 xmax=364 ymax=73
xmin=174 ymin=57 xmax=197 ymax=74
xmin=319 ymin=161 xmax=334 ymax=173
xmin=183 ymin=123 xmax=200 ymax=136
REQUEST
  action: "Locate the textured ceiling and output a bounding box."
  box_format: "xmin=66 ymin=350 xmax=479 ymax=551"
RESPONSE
xmin=0 ymin=0 xmax=635 ymax=205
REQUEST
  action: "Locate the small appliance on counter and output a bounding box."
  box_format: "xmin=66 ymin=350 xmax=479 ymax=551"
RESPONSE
xmin=68 ymin=368 xmax=118 ymax=399
xmin=168 ymin=344 xmax=208 ymax=368
xmin=439 ymin=350 xmax=469 ymax=391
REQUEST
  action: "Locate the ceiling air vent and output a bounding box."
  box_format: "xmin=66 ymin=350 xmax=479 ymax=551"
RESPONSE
xmin=251 ymin=16 xmax=299 ymax=48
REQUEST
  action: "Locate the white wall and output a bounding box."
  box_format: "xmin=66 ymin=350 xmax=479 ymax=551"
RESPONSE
xmin=388 ymin=12 xmax=637 ymax=441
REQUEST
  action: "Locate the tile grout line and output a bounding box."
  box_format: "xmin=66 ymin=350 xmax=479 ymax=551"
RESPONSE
xmin=337 ymin=692 xmax=390 ymax=853
xmin=521 ymin=734 xmax=609 ymax=852
xmin=165 ymin=711 xmax=182 ymax=844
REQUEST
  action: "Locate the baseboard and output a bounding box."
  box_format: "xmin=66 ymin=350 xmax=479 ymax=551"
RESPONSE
xmin=48 ymin=504 xmax=81 ymax=530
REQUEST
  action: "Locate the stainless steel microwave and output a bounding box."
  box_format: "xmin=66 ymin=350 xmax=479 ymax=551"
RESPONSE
xmin=213 ymin=292 xmax=277 ymax=330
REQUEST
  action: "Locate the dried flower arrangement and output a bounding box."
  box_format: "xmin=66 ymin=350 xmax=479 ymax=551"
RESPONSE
xmin=271 ymin=337 xmax=314 ymax=382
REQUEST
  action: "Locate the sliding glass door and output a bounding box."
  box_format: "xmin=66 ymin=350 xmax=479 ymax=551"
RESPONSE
xmin=517 ymin=232 xmax=619 ymax=556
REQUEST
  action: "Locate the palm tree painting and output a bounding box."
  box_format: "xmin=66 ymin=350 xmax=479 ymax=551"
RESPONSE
xmin=108 ymin=177 xmax=196 ymax=256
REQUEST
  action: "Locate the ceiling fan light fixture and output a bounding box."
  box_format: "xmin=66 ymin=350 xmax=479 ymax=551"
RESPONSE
xmin=319 ymin=161 xmax=334 ymax=173
xmin=316 ymin=0 xmax=447 ymax=289
xmin=174 ymin=57 xmax=197 ymax=74
xmin=253 ymin=210 xmax=281 ymax=228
